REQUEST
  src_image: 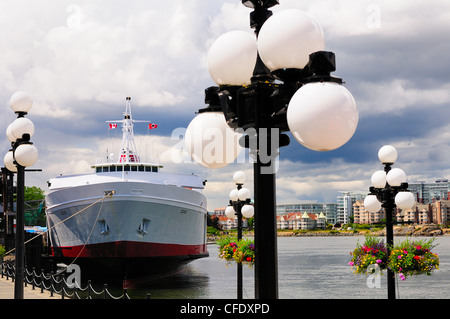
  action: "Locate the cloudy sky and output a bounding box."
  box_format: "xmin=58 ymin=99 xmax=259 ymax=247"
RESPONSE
xmin=1 ymin=0 xmax=450 ymax=211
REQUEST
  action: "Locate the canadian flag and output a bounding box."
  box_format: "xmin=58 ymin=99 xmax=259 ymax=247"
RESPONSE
xmin=109 ymin=123 xmax=117 ymax=129
xmin=149 ymin=123 xmax=158 ymax=129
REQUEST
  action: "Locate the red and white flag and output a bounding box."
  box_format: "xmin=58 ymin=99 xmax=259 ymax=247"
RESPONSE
xmin=109 ymin=123 xmax=117 ymax=129
xmin=149 ymin=123 xmax=158 ymax=129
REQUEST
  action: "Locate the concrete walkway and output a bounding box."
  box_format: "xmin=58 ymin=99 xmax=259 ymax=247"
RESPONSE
xmin=0 ymin=275 xmax=58 ymax=299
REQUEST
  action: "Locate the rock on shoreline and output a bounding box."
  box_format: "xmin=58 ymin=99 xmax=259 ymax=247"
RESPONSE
xmin=279 ymin=225 xmax=449 ymax=237
xmin=207 ymin=226 xmax=450 ymax=242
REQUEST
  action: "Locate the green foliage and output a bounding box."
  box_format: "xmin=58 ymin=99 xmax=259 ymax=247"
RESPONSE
xmin=349 ymin=235 xmax=388 ymax=274
xmin=217 ymin=237 xmax=255 ymax=265
xmin=24 ymin=186 xmax=45 ymax=201
xmin=245 ymin=217 xmax=254 ymax=230
xmin=388 ymin=238 xmax=439 ymax=280
xmin=207 ymin=214 xmax=221 ymax=230
xmin=0 ymin=245 xmax=5 ymax=258
xmin=349 ymin=236 xmax=440 ymax=280
xmin=23 ymin=186 xmax=46 ymax=226
xmin=207 ymin=226 xmax=220 ymax=236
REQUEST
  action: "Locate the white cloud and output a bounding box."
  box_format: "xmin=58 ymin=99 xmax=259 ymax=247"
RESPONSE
xmin=355 ymin=79 xmax=450 ymax=116
xmin=2 ymin=0 xmax=450 ymax=213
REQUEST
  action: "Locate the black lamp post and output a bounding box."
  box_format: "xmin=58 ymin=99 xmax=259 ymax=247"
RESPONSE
xmin=4 ymin=91 xmax=38 ymax=299
xmin=185 ymin=1 xmax=358 ymax=299
xmin=364 ymin=145 xmax=415 ymax=299
xmin=225 ymin=171 xmax=254 ymax=299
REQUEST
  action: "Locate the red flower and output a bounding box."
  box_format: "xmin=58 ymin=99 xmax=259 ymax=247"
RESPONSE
xmin=246 ymin=257 xmax=252 ymax=262
xmin=413 ymin=255 xmax=421 ymax=260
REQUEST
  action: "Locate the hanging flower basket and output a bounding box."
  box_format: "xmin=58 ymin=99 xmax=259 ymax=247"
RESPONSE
xmin=234 ymin=238 xmax=255 ymax=265
xmin=349 ymin=235 xmax=389 ymax=275
xmin=218 ymin=237 xmax=255 ymax=266
xmin=218 ymin=237 xmax=238 ymax=263
xmin=387 ymin=238 xmax=439 ymax=281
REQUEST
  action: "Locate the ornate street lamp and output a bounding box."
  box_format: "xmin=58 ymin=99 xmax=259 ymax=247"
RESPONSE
xmin=3 ymin=91 xmax=38 ymax=299
xmin=185 ymin=1 xmax=358 ymax=298
xmin=225 ymin=171 xmax=254 ymax=299
xmin=364 ymin=145 xmax=415 ymax=299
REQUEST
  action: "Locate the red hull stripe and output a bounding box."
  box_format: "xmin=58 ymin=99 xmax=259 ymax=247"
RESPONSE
xmin=53 ymin=241 xmax=208 ymax=258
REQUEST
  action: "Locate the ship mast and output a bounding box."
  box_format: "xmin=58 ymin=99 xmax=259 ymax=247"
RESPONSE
xmin=119 ymin=97 xmax=140 ymax=163
xmin=106 ymin=97 xmax=152 ymax=164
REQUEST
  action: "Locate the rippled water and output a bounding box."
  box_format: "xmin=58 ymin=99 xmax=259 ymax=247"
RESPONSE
xmin=126 ymin=236 xmax=450 ymax=299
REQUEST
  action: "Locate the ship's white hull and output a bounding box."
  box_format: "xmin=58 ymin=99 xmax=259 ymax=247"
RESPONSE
xmin=45 ymin=180 xmax=208 ymax=278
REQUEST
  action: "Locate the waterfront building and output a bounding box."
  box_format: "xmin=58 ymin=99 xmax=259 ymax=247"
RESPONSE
xmin=336 ymin=191 xmax=367 ymax=225
xmin=323 ymin=203 xmax=338 ymax=225
xmin=214 ymin=207 xmax=226 ymax=216
xmin=353 ymin=200 xmax=383 ymax=224
xmin=215 ymin=215 xmax=249 ymax=230
xmin=408 ymin=179 xmax=450 ymax=204
xmin=300 ymin=212 xmax=315 ymax=230
xmin=431 ymin=200 xmax=450 ymax=225
xmin=346 ymin=179 xmax=450 ymax=226
xmin=276 ymin=202 xmax=337 ymax=225
xmin=277 ymin=215 xmax=289 ymax=230
xmin=276 ymin=202 xmax=321 ymax=215
xmin=287 ymin=213 xmax=302 ymax=230
xmin=274 ymin=212 xmax=326 ymax=230
xmin=353 ymin=200 xmax=450 ymax=226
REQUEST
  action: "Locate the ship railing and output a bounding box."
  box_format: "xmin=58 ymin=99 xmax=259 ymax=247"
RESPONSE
xmin=1 ymin=260 xmax=136 ymax=299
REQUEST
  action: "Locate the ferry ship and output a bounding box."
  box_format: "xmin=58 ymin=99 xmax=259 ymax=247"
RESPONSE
xmin=45 ymin=97 xmax=208 ymax=281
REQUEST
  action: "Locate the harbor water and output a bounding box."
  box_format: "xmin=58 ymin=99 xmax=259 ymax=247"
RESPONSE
xmin=124 ymin=236 xmax=450 ymax=299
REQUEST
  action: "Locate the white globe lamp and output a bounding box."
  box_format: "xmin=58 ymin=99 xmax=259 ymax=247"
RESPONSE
xmin=242 ymin=205 xmax=254 ymax=218
xmin=386 ymin=168 xmax=407 ymax=187
xmin=185 ymin=112 xmax=242 ymax=169
xmin=10 ymin=91 xmax=33 ymax=114
xmin=378 ymin=145 xmax=397 ymax=164
xmin=371 ymin=170 xmax=387 ymax=189
xmin=6 ymin=124 xmax=16 ymax=143
xmin=14 ymin=144 xmax=38 ymax=167
xmin=229 ymin=189 xmax=239 ymax=202
xmin=225 ymin=206 xmax=236 ymax=219
xmin=3 ymin=151 xmax=17 ymax=172
xmin=9 ymin=117 xmax=35 ymax=140
xmin=364 ymin=195 xmax=382 ymax=213
xmin=257 ymin=9 xmax=325 ymax=71
xmin=207 ymin=30 xmax=257 ymax=86
xmin=233 ymin=171 xmax=246 ymax=185
xmin=395 ymin=192 xmax=415 ymax=211
xmin=237 ymin=187 xmax=251 ymax=201
xmin=286 ymin=82 xmax=358 ymax=151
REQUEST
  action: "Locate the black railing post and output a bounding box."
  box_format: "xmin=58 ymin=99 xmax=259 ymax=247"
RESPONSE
xmin=32 ymin=267 xmax=35 ymax=290
xmin=40 ymin=269 xmax=44 ymax=294
xmin=104 ymin=283 xmax=108 ymax=299
xmin=50 ymin=271 xmax=54 ymax=297
xmin=88 ymin=280 xmax=92 ymax=299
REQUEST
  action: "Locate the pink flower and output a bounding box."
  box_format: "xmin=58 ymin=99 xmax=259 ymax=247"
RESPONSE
xmin=398 ymin=255 xmax=402 ymax=259
xmin=376 ymin=259 xmax=382 ymax=264
xmin=348 ymin=261 xmax=354 ymax=266
xmin=399 ymin=273 xmax=406 ymax=281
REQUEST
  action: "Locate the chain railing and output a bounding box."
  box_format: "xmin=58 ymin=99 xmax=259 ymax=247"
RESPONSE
xmin=0 ymin=260 xmax=140 ymax=299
